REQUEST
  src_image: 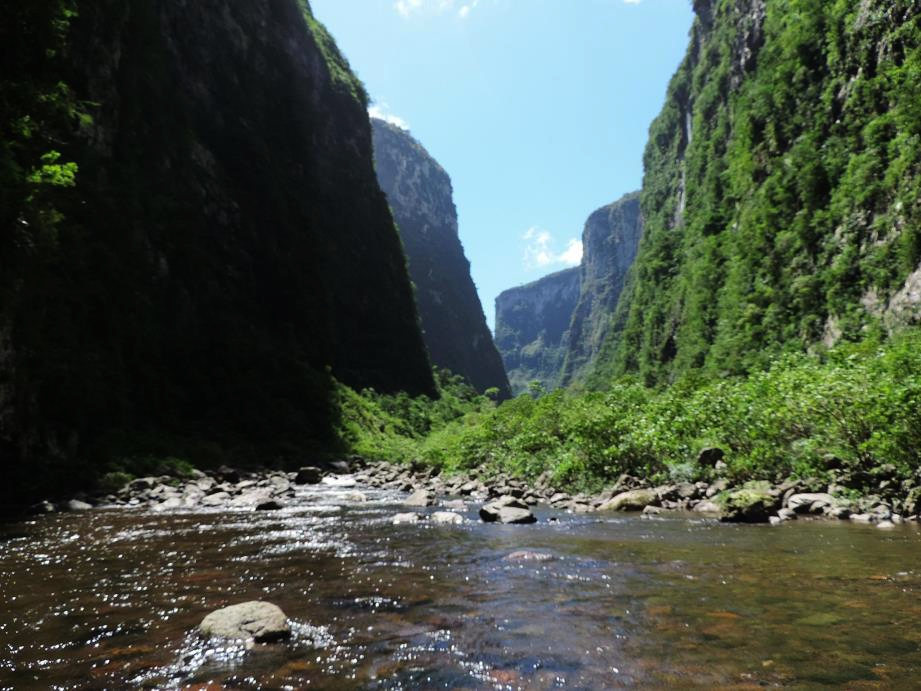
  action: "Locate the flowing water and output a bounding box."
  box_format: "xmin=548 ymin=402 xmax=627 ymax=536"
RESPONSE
xmin=2 ymin=480 xmax=921 ymax=689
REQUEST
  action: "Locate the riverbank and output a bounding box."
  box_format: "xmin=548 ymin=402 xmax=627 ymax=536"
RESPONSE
xmin=5 ymin=465 xmax=921 ymax=688
xmin=38 ymin=455 xmax=921 ymax=529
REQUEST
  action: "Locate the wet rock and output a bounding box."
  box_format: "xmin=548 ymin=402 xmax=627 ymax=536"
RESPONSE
xmin=65 ymin=499 xmax=93 ymax=511
xmin=321 ymin=475 xmax=357 ymax=488
xmin=694 ymin=500 xmax=722 ymax=514
xmin=129 ymin=477 xmax=156 ymax=492
xmin=199 ymin=601 xmax=290 ymax=643
xmin=505 ymin=551 xmax=553 ymax=562
xmin=392 ymin=512 xmax=423 ymax=525
xmin=256 ymin=499 xmax=284 ymax=511
xmin=404 ymin=490 xmax=434 ymax=508
xmin=294 ymin=467 xmax=323 ymax=485
xmin=154 ymin=497 xmax=184 ymax=512
xmin=850 ymin=513 xmax=877 ymax=524
xmin=480 ymin=496 xmax=537 ymax=524
xmin=642 ymin=505 xmax=663 ymax=516
xmin=716 ymin=482 xmax=778 ymax=523
xmin=324 ymin=459 xmax=352 ymax=475
xmin=431 ymin=511 xmax=465 ymax=525
xmin=787 ymin=493 xmax=842 ymax=515
xmin=877 ymin=520 xmax=897 ymax=530
xmin=215 ymin=466 xmax=240 ymax=484
xmin=599 ymin=489 xmax=658 ymax=512
xmin=442 ymin=499 xmax=467 ymax=511
xmin=777 ymin=507 xmax=797 ymax=521
xmin=30 ymin=500 xmax=58 ymax=515
xmin=201 ymin=492 xmax=231 ymax=507
xmin=769 ymin=516 xmax=783 ymax=526
xmin=343 ymin=491 xmax=367 ymax=502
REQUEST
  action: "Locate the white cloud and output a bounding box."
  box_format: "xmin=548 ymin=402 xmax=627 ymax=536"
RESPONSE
xmin=623 ymin=0 xmax=643 ymax=4
xmin=394 ymin=0 xmax=481 ymax=19
xmin=368 ymin=103 xmax=409 ymax=130
xmin=522 ymin=227 xmax=583 ymax=270
xmin=458 ymin=0 xmax=479 ymax=18
xmin=395 ymin=0 xmax=424 ymax=17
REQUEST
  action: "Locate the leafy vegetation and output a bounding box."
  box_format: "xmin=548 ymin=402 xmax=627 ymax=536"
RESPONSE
xmin=594 ymin=0 xmax=921 ymax=386
xmin=351 ymin=331 xmax=921 ymax=494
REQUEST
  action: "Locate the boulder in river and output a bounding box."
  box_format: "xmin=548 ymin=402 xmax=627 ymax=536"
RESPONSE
xmin=404 ymin=490 xmax=434 ymax=508
xmin=787 ymin=493 xmax=846 ymax=515
xmin=199 ymin=601 xmax=290 ymax=643
xmin=256 ymin=499 xmax=284 ymax=511
xmin=431 ymin=511 xmax=465 ymax=525
xmin=599 ymin=489 xmax=658 ymax=512
xmin=505 ymin=551 xmax=553 ymax=562
xmin=480 ymin=496 xmax=537 ymax=524
xmin=392 ymin=512 xmax=423 ymax=525
xmin=294 ymin=467 xmax=323 ymax=485
xmin=716 ymin=482 xmax=778 ymax=523
xmin=65 ymin=499 xmax=93 ymax=512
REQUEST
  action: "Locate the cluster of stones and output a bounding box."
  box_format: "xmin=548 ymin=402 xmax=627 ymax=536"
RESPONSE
xmin=357 ymin=449 xmax=921 ymax=529
xmin=39 ymin=447 xmax=921 ymax=531
xmin=36 ymin=460 xmax=358 ymax=515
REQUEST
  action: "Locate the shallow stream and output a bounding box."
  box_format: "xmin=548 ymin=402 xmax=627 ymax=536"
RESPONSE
xmin=2 ymin=481 xmax=920 ymax=689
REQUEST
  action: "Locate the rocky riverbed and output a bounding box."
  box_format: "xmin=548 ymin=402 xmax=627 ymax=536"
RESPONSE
xmin=38 ymin=452 xmax=921 ymax=530
xmin=4 ymin=461 xmax=921 ymax=689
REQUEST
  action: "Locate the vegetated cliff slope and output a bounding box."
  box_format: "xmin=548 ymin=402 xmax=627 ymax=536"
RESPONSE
xmin=0 ymin=0 xmax=434 ymax=505
xmin=495 ymin=268 xmax=581 ymax=394
xmin=371 ymin=118 xmax=511 ymax=399
xmin=561 ymin=192 xmax=643 ymax=386
xmin=592 ymin=0 xmax=921 ymax=387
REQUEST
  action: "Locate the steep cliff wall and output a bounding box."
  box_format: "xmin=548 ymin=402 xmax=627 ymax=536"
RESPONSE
xmin=495 ymin=268 xmax=581 ymax=394
xmin=593 ymin=0 xmax=921 ymax=386
xmin=0 ymin=0 xmax=435 ymax=504
xmin=371 ymin=119 xmax=511 ymax=398
xmin=561 ymin=192 xmax=643 ymax=386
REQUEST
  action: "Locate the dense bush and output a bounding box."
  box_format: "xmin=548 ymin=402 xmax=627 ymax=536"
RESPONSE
xmin=354 ymin=331 xmax=921 ymax=493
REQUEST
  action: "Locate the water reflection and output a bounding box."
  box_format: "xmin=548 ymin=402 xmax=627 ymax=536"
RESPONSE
xmin=1 ymin=481 xmax=920 ymax=688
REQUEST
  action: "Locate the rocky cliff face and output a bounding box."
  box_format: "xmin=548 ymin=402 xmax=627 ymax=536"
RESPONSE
xmin=593 ymin=0 xmax=921 ymax=385
xmin=561 ymin=193 xmax=643 ymax=386
xmin=371 ymin=119 xmax=511 ymax=398
xmin=495 ymin=268 xmax=581 ymax=394
xmin=0 ymin=0 xmax=434 ymax=504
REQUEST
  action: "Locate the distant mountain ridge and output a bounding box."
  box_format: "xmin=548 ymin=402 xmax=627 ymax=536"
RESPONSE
xmin=372 ymin=118 xmax=511 ymax=398
xmin=495 ymin=193 xmax=643 ymax=394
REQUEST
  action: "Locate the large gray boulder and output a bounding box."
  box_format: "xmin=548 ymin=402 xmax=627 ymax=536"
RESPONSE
xmin=599 ymin=488 xmax=658 ymax=512
xmin=199 ymin=601 xmax=291 ymax=643
xmin=404 ymin=490 xmax=434 ymax=508
xmin=480 ymin=496 xmax=537 ymax=524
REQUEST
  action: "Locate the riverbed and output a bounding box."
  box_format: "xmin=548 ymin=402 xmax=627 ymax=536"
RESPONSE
xmin=2 ymin=480 xmax=920 ymax=689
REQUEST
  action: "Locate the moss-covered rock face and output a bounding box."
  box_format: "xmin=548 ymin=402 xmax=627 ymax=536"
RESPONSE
xmin=717 ymin=481 xmax=778 ymax=523
xmin=495 ymin=268 xmax=582 ymax=395
xmin=0 ymin=0 xmax=435 ymax=506
xmin=371 ymin=119 xmax=511 ymax=399
xmin=594 ymin=0 xmax=921 ymax=386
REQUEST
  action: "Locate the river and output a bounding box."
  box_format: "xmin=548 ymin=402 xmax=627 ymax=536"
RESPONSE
xmin=2 ymin=480 xmax=920 ymax=689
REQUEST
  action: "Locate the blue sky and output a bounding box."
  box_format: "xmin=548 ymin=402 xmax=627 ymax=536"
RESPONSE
xmin=310 ymin=0 xmax=695 ymax=329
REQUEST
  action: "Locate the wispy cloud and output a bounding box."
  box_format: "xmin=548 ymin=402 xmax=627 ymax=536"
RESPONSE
xmin=395 ymin=0 xmax=482 ymax=19
xmin=368 ymin=103 xmax=409 ymax=130
xmin=522 ymin=227 xmax=583 ymax=270
xmin=623 ymin=0 xmax=643 ymax=4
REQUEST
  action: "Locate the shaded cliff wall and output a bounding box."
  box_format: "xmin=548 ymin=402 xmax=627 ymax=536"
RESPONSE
xmin=372 ymin=119 xmax=511 ymax=398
